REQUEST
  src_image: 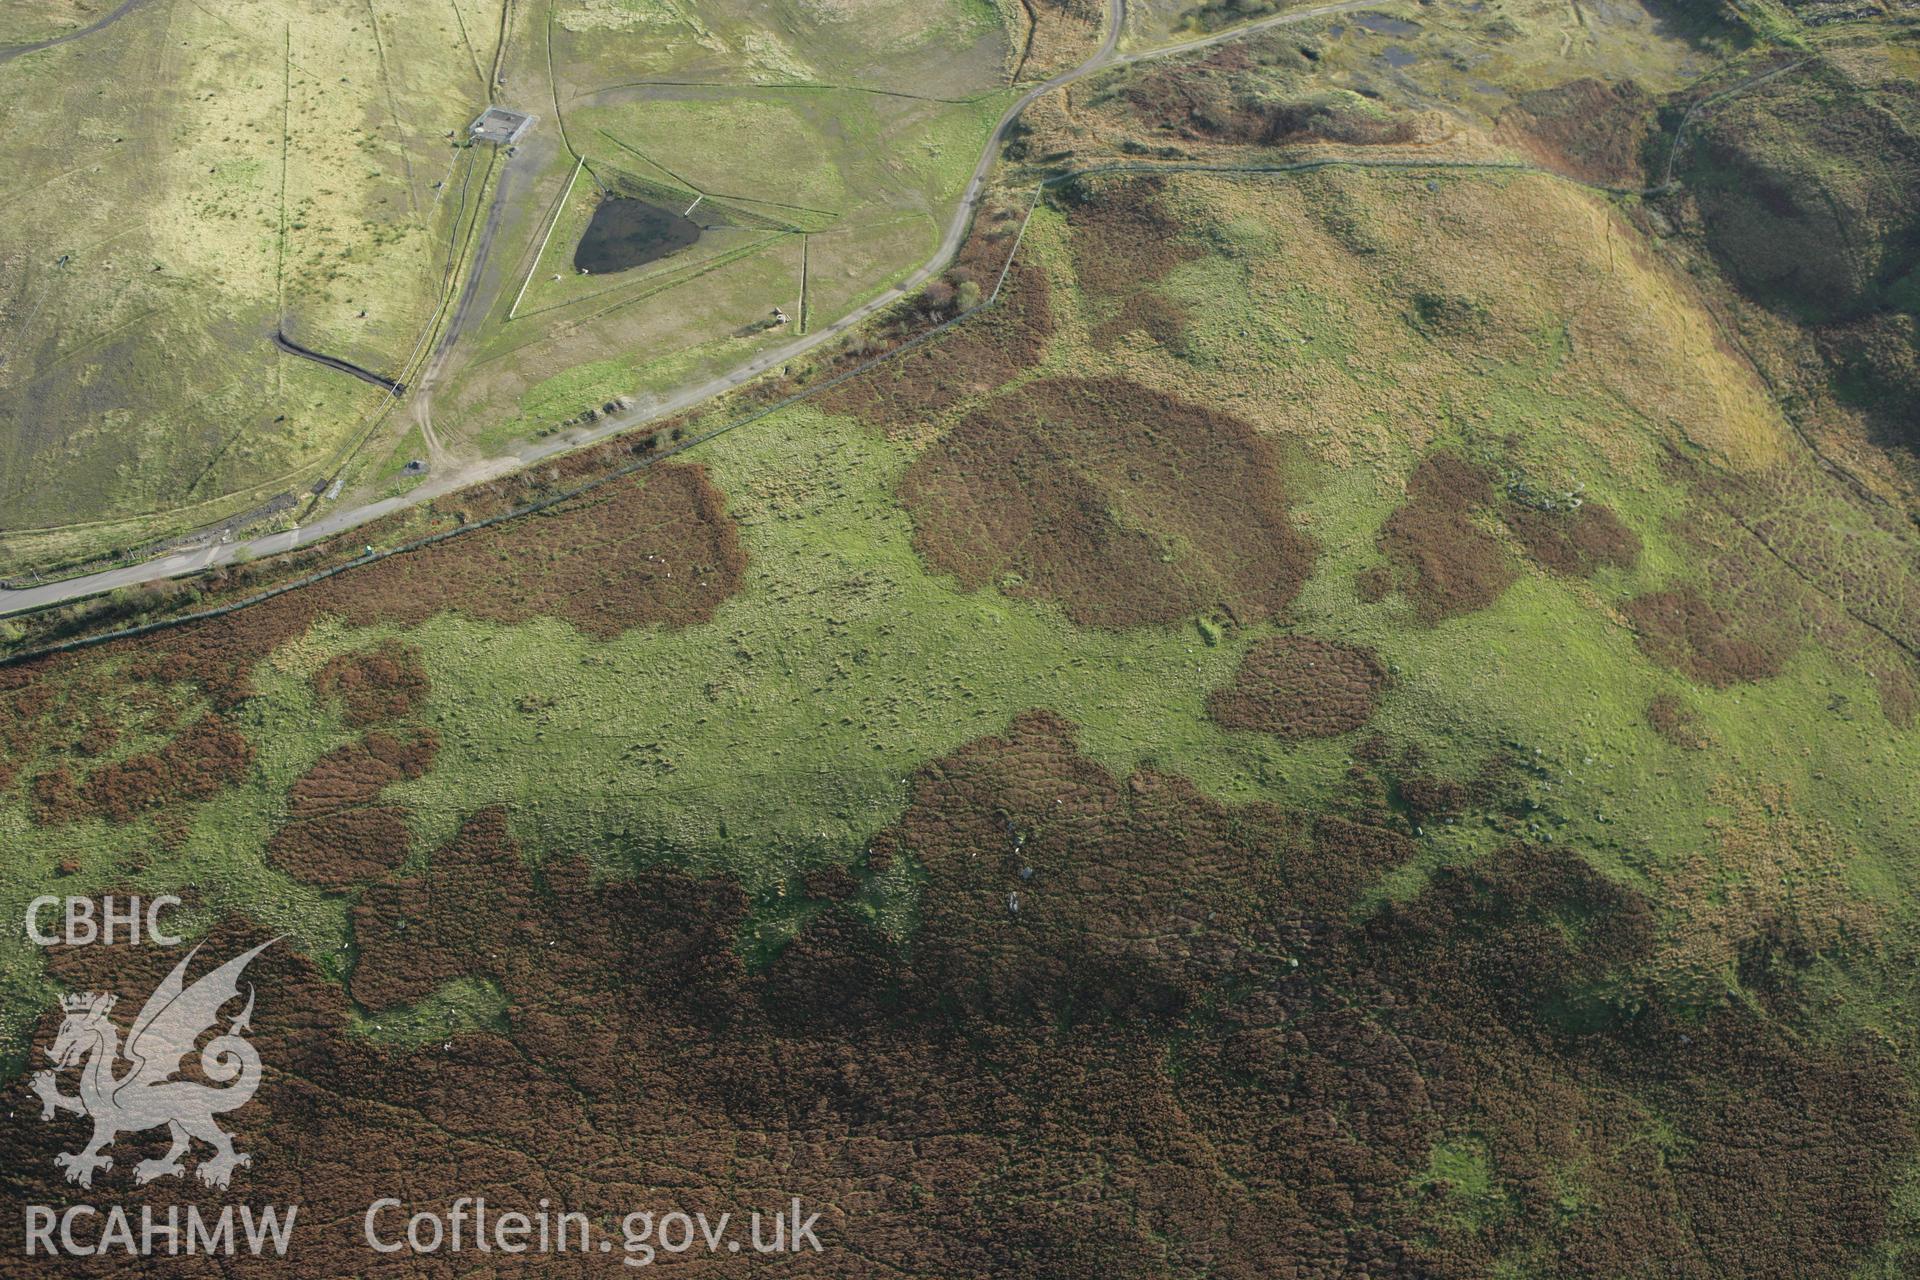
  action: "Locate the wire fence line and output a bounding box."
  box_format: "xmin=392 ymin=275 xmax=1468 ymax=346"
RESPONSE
xmin=2 ymin=0 xmax=1839 ymax=599
xmin=0 ymin=151 xmax=1699 ymax=669
xmin=0 ymin=200 xmax=1039 ymax=668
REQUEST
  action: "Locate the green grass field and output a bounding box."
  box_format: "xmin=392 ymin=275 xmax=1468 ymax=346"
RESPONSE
xmin=4 ymin=166 xmax=1913 ymax=1034
xmin=5 ymin=7 xmax=1920 ymax=1256
xmin=421 ymin=66 xmax=1013 ymax=462
xmin=0 ymin=0 xmax=1013 ymax=574
xmin=0 ymin=0 xmax=489 ymax=568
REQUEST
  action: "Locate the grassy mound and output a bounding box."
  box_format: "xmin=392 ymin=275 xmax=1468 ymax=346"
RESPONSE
xmin=1681 ymin=54 xmax=1920 ymax=325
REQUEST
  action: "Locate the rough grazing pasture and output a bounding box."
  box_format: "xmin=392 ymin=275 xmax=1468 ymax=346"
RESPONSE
xmin=0 ymin=0 xmax=485 ymax=562
xmin=4 ymin=95 xmax=1920 ymax=1273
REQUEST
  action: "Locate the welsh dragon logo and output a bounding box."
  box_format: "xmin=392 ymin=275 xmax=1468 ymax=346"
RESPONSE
xmin=30 ymin=940 xmax=276 ymax=1190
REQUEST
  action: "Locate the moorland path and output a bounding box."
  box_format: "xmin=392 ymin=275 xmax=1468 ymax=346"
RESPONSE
xmin=0 ymin=0 xmax=159 ymax=64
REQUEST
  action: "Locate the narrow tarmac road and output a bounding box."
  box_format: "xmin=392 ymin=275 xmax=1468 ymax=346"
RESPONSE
xmin=0 ymin=0 xmax=158 ymax=64
xmin=0 ymin=0 xmax=1386 ymax=617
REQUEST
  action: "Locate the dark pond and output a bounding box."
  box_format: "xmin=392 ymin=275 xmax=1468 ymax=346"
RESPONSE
xmin=1355 ymin=12 xmax=1421 ymax=36
xmin=573 ymin=198 xmax=701 ymax=274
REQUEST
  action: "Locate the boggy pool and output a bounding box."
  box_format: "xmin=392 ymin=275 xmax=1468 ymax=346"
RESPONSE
xmin=573 ymin=198 xmax=701 ymax=274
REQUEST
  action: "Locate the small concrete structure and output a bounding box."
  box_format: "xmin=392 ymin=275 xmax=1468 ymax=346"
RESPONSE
xmin=468 ymin=106 xmax=534 ymax=146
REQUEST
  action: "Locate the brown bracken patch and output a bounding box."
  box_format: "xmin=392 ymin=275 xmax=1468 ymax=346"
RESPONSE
xmin=1065 ymin=180 xmax=1197 ymax=357
xmin=265 ymin=728 xmax=438 ymax=888
xmin=6 ymin=464 xmax=740 ymax=835
xmin=28 ymin=714 xmax=251 ymax=827
xmin=337 ymin=463 xmax=745 ymax=640
xmin=1396 ymin=773 xmax=1468 ymax=825
xmin=87 ymin=461 xmax=743 ymax=713
xmin=1647 ymin=693 xmax=1711 ymax=749
xmin=1208 ymin=635 xmax=1388 ymax=737
xmin=2 ymin=715 xmax=1911 ymax=1277
xmin=1624 ymin=585 xmax=1796 ymax=688
xmin=900 ymin=377 xmax=1314 ymax=627
xmin=1376 ymin=452 xmax=1518 ymax=623
xmin=312 ymin=640 xmax=429 ymax=726
xmin=1115 ymin=63 xmax=1430 ymax=148
xmin=1877 ymin=664 xmax=1917 ymax=731
xmin=1494 ymin=78 xmax=1656 ymax=188
xmin=1092 ymin=289 xmax=1191 ymax=354
xmin=887 ymin=710 xmax=1303 ymax=1023
xmin=1060 ymin=176 xmax=1199 ymax=295
xmin=1356 ymin=562 xmax=1394 ymax=601
xmin=26 ymin=768 xmax=77 ymax=826
xmin=1505 ymin=501 xmax=1641 ymax=577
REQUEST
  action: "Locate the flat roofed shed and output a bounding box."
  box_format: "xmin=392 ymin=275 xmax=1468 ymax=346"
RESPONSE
xmin=470 ymin=106 xmax=534 ymax=145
